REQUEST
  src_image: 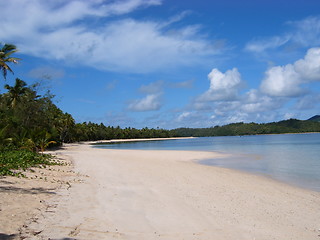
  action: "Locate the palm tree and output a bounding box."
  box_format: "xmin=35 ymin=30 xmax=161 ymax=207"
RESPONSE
xmin=57 ymin=113 xmax=75 ymax=143
xmin=0 ymin=43 xmax=20 ymax=80
xmin=34 ymin=130 xmax=56 ymax=153
xmin=4 ymin=78 xmax=28 ymax=108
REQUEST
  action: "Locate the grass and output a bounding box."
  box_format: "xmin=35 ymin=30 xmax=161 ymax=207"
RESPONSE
xmin=0 ymin=149 xmax=59 ymax=176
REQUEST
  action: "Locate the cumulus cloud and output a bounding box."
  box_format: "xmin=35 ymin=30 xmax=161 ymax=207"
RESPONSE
xmin=183 ymin=65 xmax=300 ymax=127
xmin=176 ymin=47 xmax=320 ymax=128
xmin=260 ymin=65 xmax=302 ymax=97
xmin=240 ymin=89 xmax=280 ymax=113
xmin=0 ymin=0 xmax=222 ymax=73
xmin=260 ymin=47 xmax=320 ymax=97
xmin=197 ymin=68 xmax=243 ymax=101
xmin=294 ymin=48 xmax=320 ymax=81
xmin=128 ymin=93 xmax=162 ymax=111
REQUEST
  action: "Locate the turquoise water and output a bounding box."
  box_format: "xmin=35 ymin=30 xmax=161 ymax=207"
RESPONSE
xmin=94 ymin=133 xmax=320 ymax=192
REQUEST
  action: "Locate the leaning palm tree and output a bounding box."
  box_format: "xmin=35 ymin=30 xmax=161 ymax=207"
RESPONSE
xmin=0 ymin=43 xmax=20 ymax=80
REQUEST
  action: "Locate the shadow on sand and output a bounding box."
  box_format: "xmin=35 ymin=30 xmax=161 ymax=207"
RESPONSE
xmin=0 ymin=184 xmax=56 ymax=195
xmin=0 ymin=233 xmax=17 ymax=240
xmin=0 ymin=234 xmax=78 ymax=240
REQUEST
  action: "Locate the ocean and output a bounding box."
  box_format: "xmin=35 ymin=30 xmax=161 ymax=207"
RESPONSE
xmin=94 ymin=133 xmax=320 ymax=192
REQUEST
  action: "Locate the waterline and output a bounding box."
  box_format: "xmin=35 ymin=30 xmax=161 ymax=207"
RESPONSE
xmin=94 ymin=133 xmax=320 ymax=192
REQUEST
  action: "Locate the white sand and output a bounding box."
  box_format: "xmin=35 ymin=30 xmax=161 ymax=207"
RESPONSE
xmin=3 ymin=142 xmax=320 ymax=239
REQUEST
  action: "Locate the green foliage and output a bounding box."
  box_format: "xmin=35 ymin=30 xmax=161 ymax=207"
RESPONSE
xmin=0 ymin=43 xmax=20 ymax=79
xmin=0 ymin=78 xmax=74 ymax=150
xmin=72 ymin=122 xmax=173 ymax=142
xmin=0 ymin=149 xmax=57 ymax=176
xmin=171 ymin=118 xmax=320 ymax=137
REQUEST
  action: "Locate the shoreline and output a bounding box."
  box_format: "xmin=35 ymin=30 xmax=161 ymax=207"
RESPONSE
xmin=91 ymin=136 xmax=196 ymax=144
xmin=1 ymin=141 xmax=320 ymax=239
xmin=92 ymin=136 xmax=320 ymax=193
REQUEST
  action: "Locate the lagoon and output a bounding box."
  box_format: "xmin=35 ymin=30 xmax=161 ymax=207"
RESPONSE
xmin=94 ymin=133 xmax=320 ymax=192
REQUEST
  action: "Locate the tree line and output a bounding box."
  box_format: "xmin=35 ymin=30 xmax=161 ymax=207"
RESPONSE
xmin=171 ymin=119 xmax=320 ymax=137
xmin=0 ymin=78 xmax=173 ymax=151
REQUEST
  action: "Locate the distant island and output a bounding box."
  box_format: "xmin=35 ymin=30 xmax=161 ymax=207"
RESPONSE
xmin=171 ymin=116 xmax=320 ymax=137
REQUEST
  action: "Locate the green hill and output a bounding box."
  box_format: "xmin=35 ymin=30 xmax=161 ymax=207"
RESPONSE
xmin=308 ymin=115 xmax=320 ymax=122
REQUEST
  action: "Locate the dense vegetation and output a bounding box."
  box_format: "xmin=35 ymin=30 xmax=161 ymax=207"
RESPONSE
xmin=0 ymin=150 xmax=56 ymax=176
xmin=170 ymin=118 xmax=320 ymax=137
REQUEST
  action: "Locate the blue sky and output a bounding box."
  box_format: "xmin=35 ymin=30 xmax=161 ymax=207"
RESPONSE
xmin=1 ymin=0 xmax=320 ymax=129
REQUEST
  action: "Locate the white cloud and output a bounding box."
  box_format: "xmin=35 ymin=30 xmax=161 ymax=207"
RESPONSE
xmin=0 ymin=0 xmax=161 ymax=30
xmin=185 ymin=65 xmax=298 ymax=127
xmin=0 ymin=0 xmax=222 ymax=73
xmin=177 ymin=112 xmax=193 ymax=122
xmin=185 ymin=53 xmax=320 ymax=128
xmin=294 ymin=48 xmax=320 ymax=81
xmin=245 ymin=16 xmax=320 ymax=54
xmin=128 ymin=93 xmax=162 ymax=111
xmin=245 ymin=35 xmax=291 ymax=53
xmin=101 ymin=0 xmax=162 ymax=16
xmin=290 ymin=16 xmax=320 ymax=47
xmin=260 ymin=64 xmax=302 ymax=97
xmin=197 ymin=68 xmax=243 ymax=101
xmin=240 ymin=89 xmax=280 ymax=113
xmin=260 ymin=47 xmax=320 ymax=97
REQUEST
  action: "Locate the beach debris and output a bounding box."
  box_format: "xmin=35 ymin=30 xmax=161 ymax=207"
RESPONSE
xmin=69 ymin=224 xmax=81 ymax=237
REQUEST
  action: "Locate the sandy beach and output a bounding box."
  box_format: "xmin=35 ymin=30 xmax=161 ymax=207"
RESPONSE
xmin=1 ymin=141 xmax=320 ymax=240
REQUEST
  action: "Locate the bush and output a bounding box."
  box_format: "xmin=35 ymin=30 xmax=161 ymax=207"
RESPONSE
xmin=0 ymin=149 xmax=57 ymax=176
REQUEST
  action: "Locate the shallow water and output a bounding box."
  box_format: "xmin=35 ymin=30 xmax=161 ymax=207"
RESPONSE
xmin=94 ymin=133 xmax=320 ymax=192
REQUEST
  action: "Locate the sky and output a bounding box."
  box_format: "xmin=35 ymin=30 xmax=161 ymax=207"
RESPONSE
xmin=1 ymin=0 xmax=320 ymax=129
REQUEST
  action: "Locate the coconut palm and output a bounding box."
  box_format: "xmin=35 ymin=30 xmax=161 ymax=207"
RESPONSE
xmin=4 ymin=78 xmax=28 ymax=108
xmin=34 ymin=131 xmax=56 ymax=153
xmin=0 ymin=43 xmax=20 ymax=80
